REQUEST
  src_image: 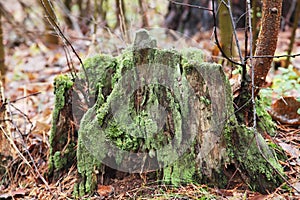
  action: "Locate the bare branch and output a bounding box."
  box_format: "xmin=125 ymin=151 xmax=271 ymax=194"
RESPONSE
xmin=39 ymin=0 xmax=90 ymax=102
xmin=226 ymin=0 xmax=244 ymax=64
xmin=167 ymin=0 xmax=213 ymax=11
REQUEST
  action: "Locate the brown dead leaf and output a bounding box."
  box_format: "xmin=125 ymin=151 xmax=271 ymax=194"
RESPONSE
xmin=230 ymin=73 xmax=241 ymax=97
xmin=211 ymin=44 xmax=220 ymax=57
xmin=31 ymin=121 xmax=51 ymax=135
xmin=294 ymin=182 xmax=300 ymax=195
xmin=268 ymin=96 xmax=300 ymax=125
xmin=278 ymin=142 xmax=300 ymax=158
xmin=248 ymin=194 xmax=269 ymax=200
xmin=97 ymin=185 xmax=114 ymax=197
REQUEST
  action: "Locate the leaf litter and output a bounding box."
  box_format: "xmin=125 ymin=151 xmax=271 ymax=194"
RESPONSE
xmin=0 ymin=1 xmax=300 ymax=199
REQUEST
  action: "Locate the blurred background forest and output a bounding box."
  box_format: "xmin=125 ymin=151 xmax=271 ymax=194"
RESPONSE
xmin=0 ymin=0 xmax=299 ymax=199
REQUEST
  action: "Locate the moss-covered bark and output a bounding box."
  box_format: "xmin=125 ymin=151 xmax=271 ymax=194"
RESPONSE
xmin=49 ymin=75 xmax=76 ymax=179
xmin=51 ymin=30 xmax=284 ymax=196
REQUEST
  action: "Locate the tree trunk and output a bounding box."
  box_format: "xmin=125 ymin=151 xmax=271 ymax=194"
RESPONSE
xmin=0 ymin=13 xmax=14 ymax=186
xmin=138 ymin=0 xmax=149 ymax=28
xmin=115 ymin=0 xmax=127 ymax=29
xmin=164 ymin=0 xmax=292 ymax=37
xmin=0 ymin=76 xmax=13 ymax=187
xmin=164 ymin=0 xmax=214 ymax=36
xmin=0 ymin=12 xmax=5 ymax=80
xmin=50 ymin=30 xmax=284 ymax=196
xmin=251 ymin=0 xmax=283 ymax=95
xmin=285 ymin=0 xmax=300 ymax=68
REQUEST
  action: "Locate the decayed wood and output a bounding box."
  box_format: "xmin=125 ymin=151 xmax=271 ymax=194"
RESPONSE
xmin=51 ymin=30 xmax=284 ymax=196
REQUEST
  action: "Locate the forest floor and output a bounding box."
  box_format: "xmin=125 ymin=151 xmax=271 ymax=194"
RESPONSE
xmin=1 ymin=1 xmax=300 ymax=199
xmin=1 ymin=28 xmax=299 ymax=199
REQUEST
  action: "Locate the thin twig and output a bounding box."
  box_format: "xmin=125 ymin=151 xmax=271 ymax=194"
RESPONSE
xmin=39 ymin=0 xmax=90 ymax=101
xmin=167 ymin=0 xmax=213 ymax=11
xmin=226 ymin=0 xmax=244 ymax=64
xmin=1 ymin=92 xmax=41 ymax=105
xmin=1 ymin=122 xmax=51 ymax=191
xmin=212 ymin=0 xmax=245 ymax=67
xmin=8 ymin=103 xmax=34 ymax=135
xmin=246 ymin=0 xmax=256 ymax=130
xmin=246 ymin=53 xmax=300 ymax=59
xmin=62 ymin=45 xmax=76 ymax=80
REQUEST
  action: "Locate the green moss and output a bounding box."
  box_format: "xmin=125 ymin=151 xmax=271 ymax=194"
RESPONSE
xmin=77 ymin=107 xmax=104 ymax=194
xmin=163 ymin=147 xmax=196 ymax=186
xmin=223 ymin=117 xmax=238 ymax=159
xmin=74 ymin=54 xmax=119 ymax=195
xmin=53 ymin=151 xmax=67 ymax=171
xmin=83 ymin=54 xmax=118 ymax=98
xmin=232 ymin=125 xmax=284 ymax=191
xmin=79 ymin=181 xmax=85 ymax=197
xmin=73 ymin=183 xmax=79 ymax=198
xmin=50 ymin=75 xmax=73 ymax=144
xmin=223 ymin=113 xmax=284 ymax=192
xmin=180 ymin=47 xmax=204 ymax=64
xmin=70 ymin=45 xmax=283 ymax=195
xmin=49 ymin=75 xmax=73 ymax=174
xmin=255 ymin=98 xmax=276 ymax=136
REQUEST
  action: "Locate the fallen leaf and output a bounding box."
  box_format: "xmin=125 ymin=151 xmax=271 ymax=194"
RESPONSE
xmin=278 ymin=142 xmax=300 ymax=158
xmin=31 ymin=121 xmax=51 ymax=135
xmin=268 ymin=96 xmax=300 ymax=125
xmin=248 ymin=194 xmax=269 ymax=200
xmin=293 ymin=182 xmax=300 ymax=195
xmin=97 ymin=185 xmax=114 ymax=197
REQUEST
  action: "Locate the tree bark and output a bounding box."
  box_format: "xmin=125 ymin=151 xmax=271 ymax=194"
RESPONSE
xmin=252 ymin=0 xmax=283 ymax=95
xmin=0 ymin=13 xmax=14 ymax=186
xmin=138 ymin=0 xmax=149 ymax=28
xmin=48 ymin=75 xmax=77 ymax=179
xmin=0 ymin=12 xmax=5 ymax=79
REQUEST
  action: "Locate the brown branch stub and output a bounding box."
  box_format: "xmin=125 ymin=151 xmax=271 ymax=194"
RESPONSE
xmin=252 ymin=0 xmax=283 ymax=95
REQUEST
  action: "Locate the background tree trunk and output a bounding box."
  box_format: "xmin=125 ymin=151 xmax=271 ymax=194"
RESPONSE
xmin=164 ymin=0 xmax=293 ymax=37
xmin=285 ymin=0 xmax=300 ymax=68
xmin=138 ymin=0 xmax=149 ymax=28
xmin=63 ymin=0 xmax=73 ymax=28
xmin=164 ymin=0 xmax=213 ymax=37
xmin=0 ymin=12 xmax=14 ymax=186
xmin=0 ymin=10 xmax=6 ymax=80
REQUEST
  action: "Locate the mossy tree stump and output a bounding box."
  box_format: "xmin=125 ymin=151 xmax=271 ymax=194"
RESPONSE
xmin=50 ymin=30 xmax=284 ymax=196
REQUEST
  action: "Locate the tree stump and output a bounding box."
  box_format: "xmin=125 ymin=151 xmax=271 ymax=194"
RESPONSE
xmin=50 ymin=29 xmax=284 ymax=196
